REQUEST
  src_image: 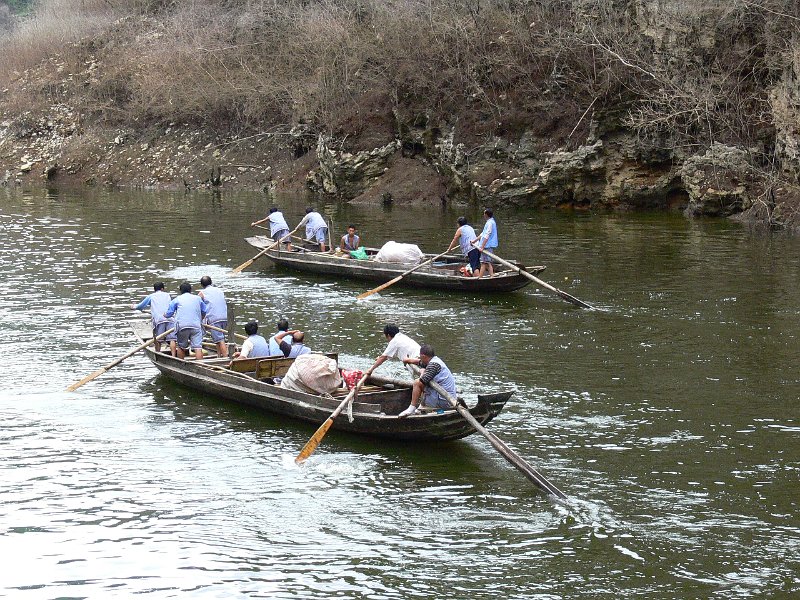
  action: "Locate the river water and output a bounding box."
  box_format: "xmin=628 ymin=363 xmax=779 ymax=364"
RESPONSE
xmin=1 ymin=188 xmax=798 ymax=598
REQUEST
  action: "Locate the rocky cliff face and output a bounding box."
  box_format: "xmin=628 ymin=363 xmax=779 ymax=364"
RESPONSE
xmin=1 ymin=3 xmax=798 ymax=230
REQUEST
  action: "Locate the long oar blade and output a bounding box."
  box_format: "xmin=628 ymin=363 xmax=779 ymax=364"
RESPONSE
xmin=66 ymin=327 xmax=175 ymax=392
xmin=356 ymin=276 xmax=403 ymax=300
xmin=295 ymin=417 xmax=335 ymax=464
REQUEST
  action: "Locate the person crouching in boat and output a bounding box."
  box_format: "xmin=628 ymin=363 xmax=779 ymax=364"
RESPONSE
xmin=272 ymin=329 xmax=313 ymax=358
xmin=251 ymin=207 xmax=293 ymax=252
xmin=298 ymin=207 xmax=328 ymax=252
xmin=232 ymin=321 xmax=271 ymax=359
xmin=164 ymin=282 xmax=208 ymax=360
xmin=132 ymin=281 xmax=177 ymax=356
xmin=399 ymin=344 xmax=457 ymax=418
xmin=449 ymin=216 xmax=480 ymax=277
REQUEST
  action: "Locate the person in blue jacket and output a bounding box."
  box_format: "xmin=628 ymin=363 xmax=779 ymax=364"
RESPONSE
xmin=165 ymin=282 xmax=208 ymax=360
xmin=132 ymin=281 xmax=176 ymax=355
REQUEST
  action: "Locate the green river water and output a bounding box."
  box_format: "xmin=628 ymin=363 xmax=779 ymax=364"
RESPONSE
xmin=0 ymin=188 xmax=798 ymax=598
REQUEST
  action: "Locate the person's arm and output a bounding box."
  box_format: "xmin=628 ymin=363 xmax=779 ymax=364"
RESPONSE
xmin=418 ymin=361 xmax=442 ymax=384
xmin=480 ymin=222 xmax=493 ymax=251
xmin=238 ymin=338 xmax=254 ymax=359
xmin=449 ymin=227 xmax=461 ymax=250
xmin=340 ymin=236 xmax=347 ymax=251
xmin=369 ymin=354 xmax=389 ymax=372
xmin=251 ymin=216 xmax=269 ymax=227
xmin=402 ymin=356 xmax=421 ymax=366
xmin=133 ymin=296 xmax=151 ymax=311
xmin=164 ymin=299 xmax=178 ymax=319
xmin=200 ymin=297 xmax=208 ymax=318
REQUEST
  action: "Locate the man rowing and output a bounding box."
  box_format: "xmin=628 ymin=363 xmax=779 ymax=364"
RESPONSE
xmin=132 ymin=281 xmax=177 ymax=356
xmin=367 ymin=323 xmax=420 ymax=374
xmin=449 ymin=216 xmax=480 ymax=277
xmin=298 ymin=207 xmax=328 ymax=252
xmin=399 ymin=344 xmax=457 ymax=417
xmin=198 ymin=275 xmax=228 ymax=357
xmin=165 ymin=282 xmax=208 ymax=360
xmin=473 ymin=207 xmax=498 ymax=278
xmin=251 ymin=206 xmax=293 ymax=252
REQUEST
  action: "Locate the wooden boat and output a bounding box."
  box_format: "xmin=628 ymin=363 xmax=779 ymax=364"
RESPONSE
xmin=244 ymin=235 xmax=545 ymax=292
xmin=132 ymin=321 xmax=512 ymax=441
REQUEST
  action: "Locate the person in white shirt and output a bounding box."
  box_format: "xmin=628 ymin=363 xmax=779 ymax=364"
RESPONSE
xmin=368 ymin=323 xmax=421 ymax=374
xmin=233 ymin=321 xmax=270 ymax=359
xmin=251 ymin=207 xmax=293 ymax=252
xmin=298 ymin=207 xmax=328 ymax=252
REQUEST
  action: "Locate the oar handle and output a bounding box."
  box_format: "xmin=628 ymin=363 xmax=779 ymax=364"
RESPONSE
xmin=204 ymin=322 xmax=247 ymax=341
xmin=66 ymin=327 xmax=176 ymax=392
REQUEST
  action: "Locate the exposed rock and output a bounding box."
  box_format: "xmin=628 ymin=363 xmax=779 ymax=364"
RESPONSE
xmin=680 ymin=144 xmax=759 ymax=217
xmin=308 ymin=135 xmax=401 ymax=198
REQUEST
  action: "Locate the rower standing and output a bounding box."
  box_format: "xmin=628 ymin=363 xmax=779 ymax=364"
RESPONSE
xmin=251 ymin=207 xmax=293 ymax=252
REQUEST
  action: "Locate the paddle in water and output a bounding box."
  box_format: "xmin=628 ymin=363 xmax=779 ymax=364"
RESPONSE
xmin=231 ymin=223 xmax=301 ymax=274
xmin=406 ymin=363 xmax=568 ymax=500
xmin=356 ymin=243 xmax=458 ymax=300
xmin=295 ymin=370 xmax=372 ymax=463
xmin=66 ymin=327 xmax=176 ymax=391
xmin=471 ymin=242 xmax=593 ymax=309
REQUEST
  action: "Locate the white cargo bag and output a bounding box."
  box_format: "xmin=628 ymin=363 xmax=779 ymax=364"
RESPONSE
xmin=280 ymin=354 xmax=342 ymax=395
xmin=374 ymin=241 xmax=425 ymax=264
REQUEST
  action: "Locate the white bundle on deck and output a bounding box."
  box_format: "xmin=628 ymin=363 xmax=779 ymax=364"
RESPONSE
xmin=280 ymin=354 xmax=342 ymax=395
xmin=374 ymin=241 xmax=425 ymax=264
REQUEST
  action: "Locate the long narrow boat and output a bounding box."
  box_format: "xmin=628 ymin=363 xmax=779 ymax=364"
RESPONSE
xmin=132 ymin=321 xmax=512 ymax=441
xmin=244 ymin=235 xmax=545 ymax=292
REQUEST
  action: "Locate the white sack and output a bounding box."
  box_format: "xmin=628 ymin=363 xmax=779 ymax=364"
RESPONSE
xmin=280 ymin=354 xmax=342 ymax=395
xmin=374 ymin=241 xmax=425 ymax=264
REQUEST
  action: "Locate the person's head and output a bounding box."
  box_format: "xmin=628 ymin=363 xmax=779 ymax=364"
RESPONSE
xmin=347 ymin=224 xmax=356 ymax=234
xmin=419 ymin=344 xmax=435 ymax=366
xmin=383 ymin=323 xmax=400 ymax=339
xmin=200 ymin=275 xmax=212 ymax=288
xmin=269 ymin=207 xmax=278 ymax=214
xmin=244 ymin=321 xmax=259 ymax=336
xmin=483 ymin=207 xmax=493 ymax=219
xmin=305 ymin=207 xmax=314 ymax=214
xmin=277 ymin=318 xmax=289 ymax=332
xmin=153 ymin=281 xmax=165 ymax=291
xmin=179 ymin=282 xmax=192 ymax=294
xmin=457 ymin=216 xmax=468 ymax=227
xmin=292 ymin=331 xmax=305 ymax=343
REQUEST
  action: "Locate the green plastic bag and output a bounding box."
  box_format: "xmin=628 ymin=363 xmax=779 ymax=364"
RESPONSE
xmin=349 ymin=247 xmax=368 ymax=260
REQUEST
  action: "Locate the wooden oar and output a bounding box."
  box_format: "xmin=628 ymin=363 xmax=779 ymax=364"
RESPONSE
xmin=295 ymin=371 xmax=371 ymax=463
xmin=472 ymin=243 xmax=593 ymax=309
xmin=356 ymin=243 xmax=458 ymax=300
xmin=407 ymin=364 xmax=567 ymax=500
xmin=66 ymin=327 xmax=176 ymax=392
xmin=231 ymin=223 xmax=301 ymax=274
xmin=204 ymin=323 xmax=246 ymax=341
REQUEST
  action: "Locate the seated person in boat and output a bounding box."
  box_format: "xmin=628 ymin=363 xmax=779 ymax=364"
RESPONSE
xmin=298 ymin=207 xmax=328 ymax=252
xmin=368 ymin=323 xmax=420 ymax=374
xmin=272 ymin=330 xmax=312 ymax=358
xmin=198 ymin=275 xmax=228 ymax=357
xmin=340 ymin=224 xmax=361 ymax=253
xmin=233 ymin=321 xmax=270 ymax=359
xmin=164 ymin=282 xmax=208 ymax=360
xmin=251 ymin=207 xmax=293 ymax=252
xmin=399 ymin=344 xmax=457 ymax=417
xmin=132 ymin=281 xmax=177 ymax=356
xmin=267 ymin=318 xmax=290 ymax=355
xmin=449 ymin=216 xmax=480 ymax=277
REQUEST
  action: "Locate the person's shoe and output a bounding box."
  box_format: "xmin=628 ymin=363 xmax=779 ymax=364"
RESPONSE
xmin=398 ymin=405 xmax=418 ymax=418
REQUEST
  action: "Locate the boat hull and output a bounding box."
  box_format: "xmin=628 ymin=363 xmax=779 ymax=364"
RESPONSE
xmin=245 ymin=236 xmax=544 ymax=292
xmin=134 ymin=325 xmax=511 ymax=442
